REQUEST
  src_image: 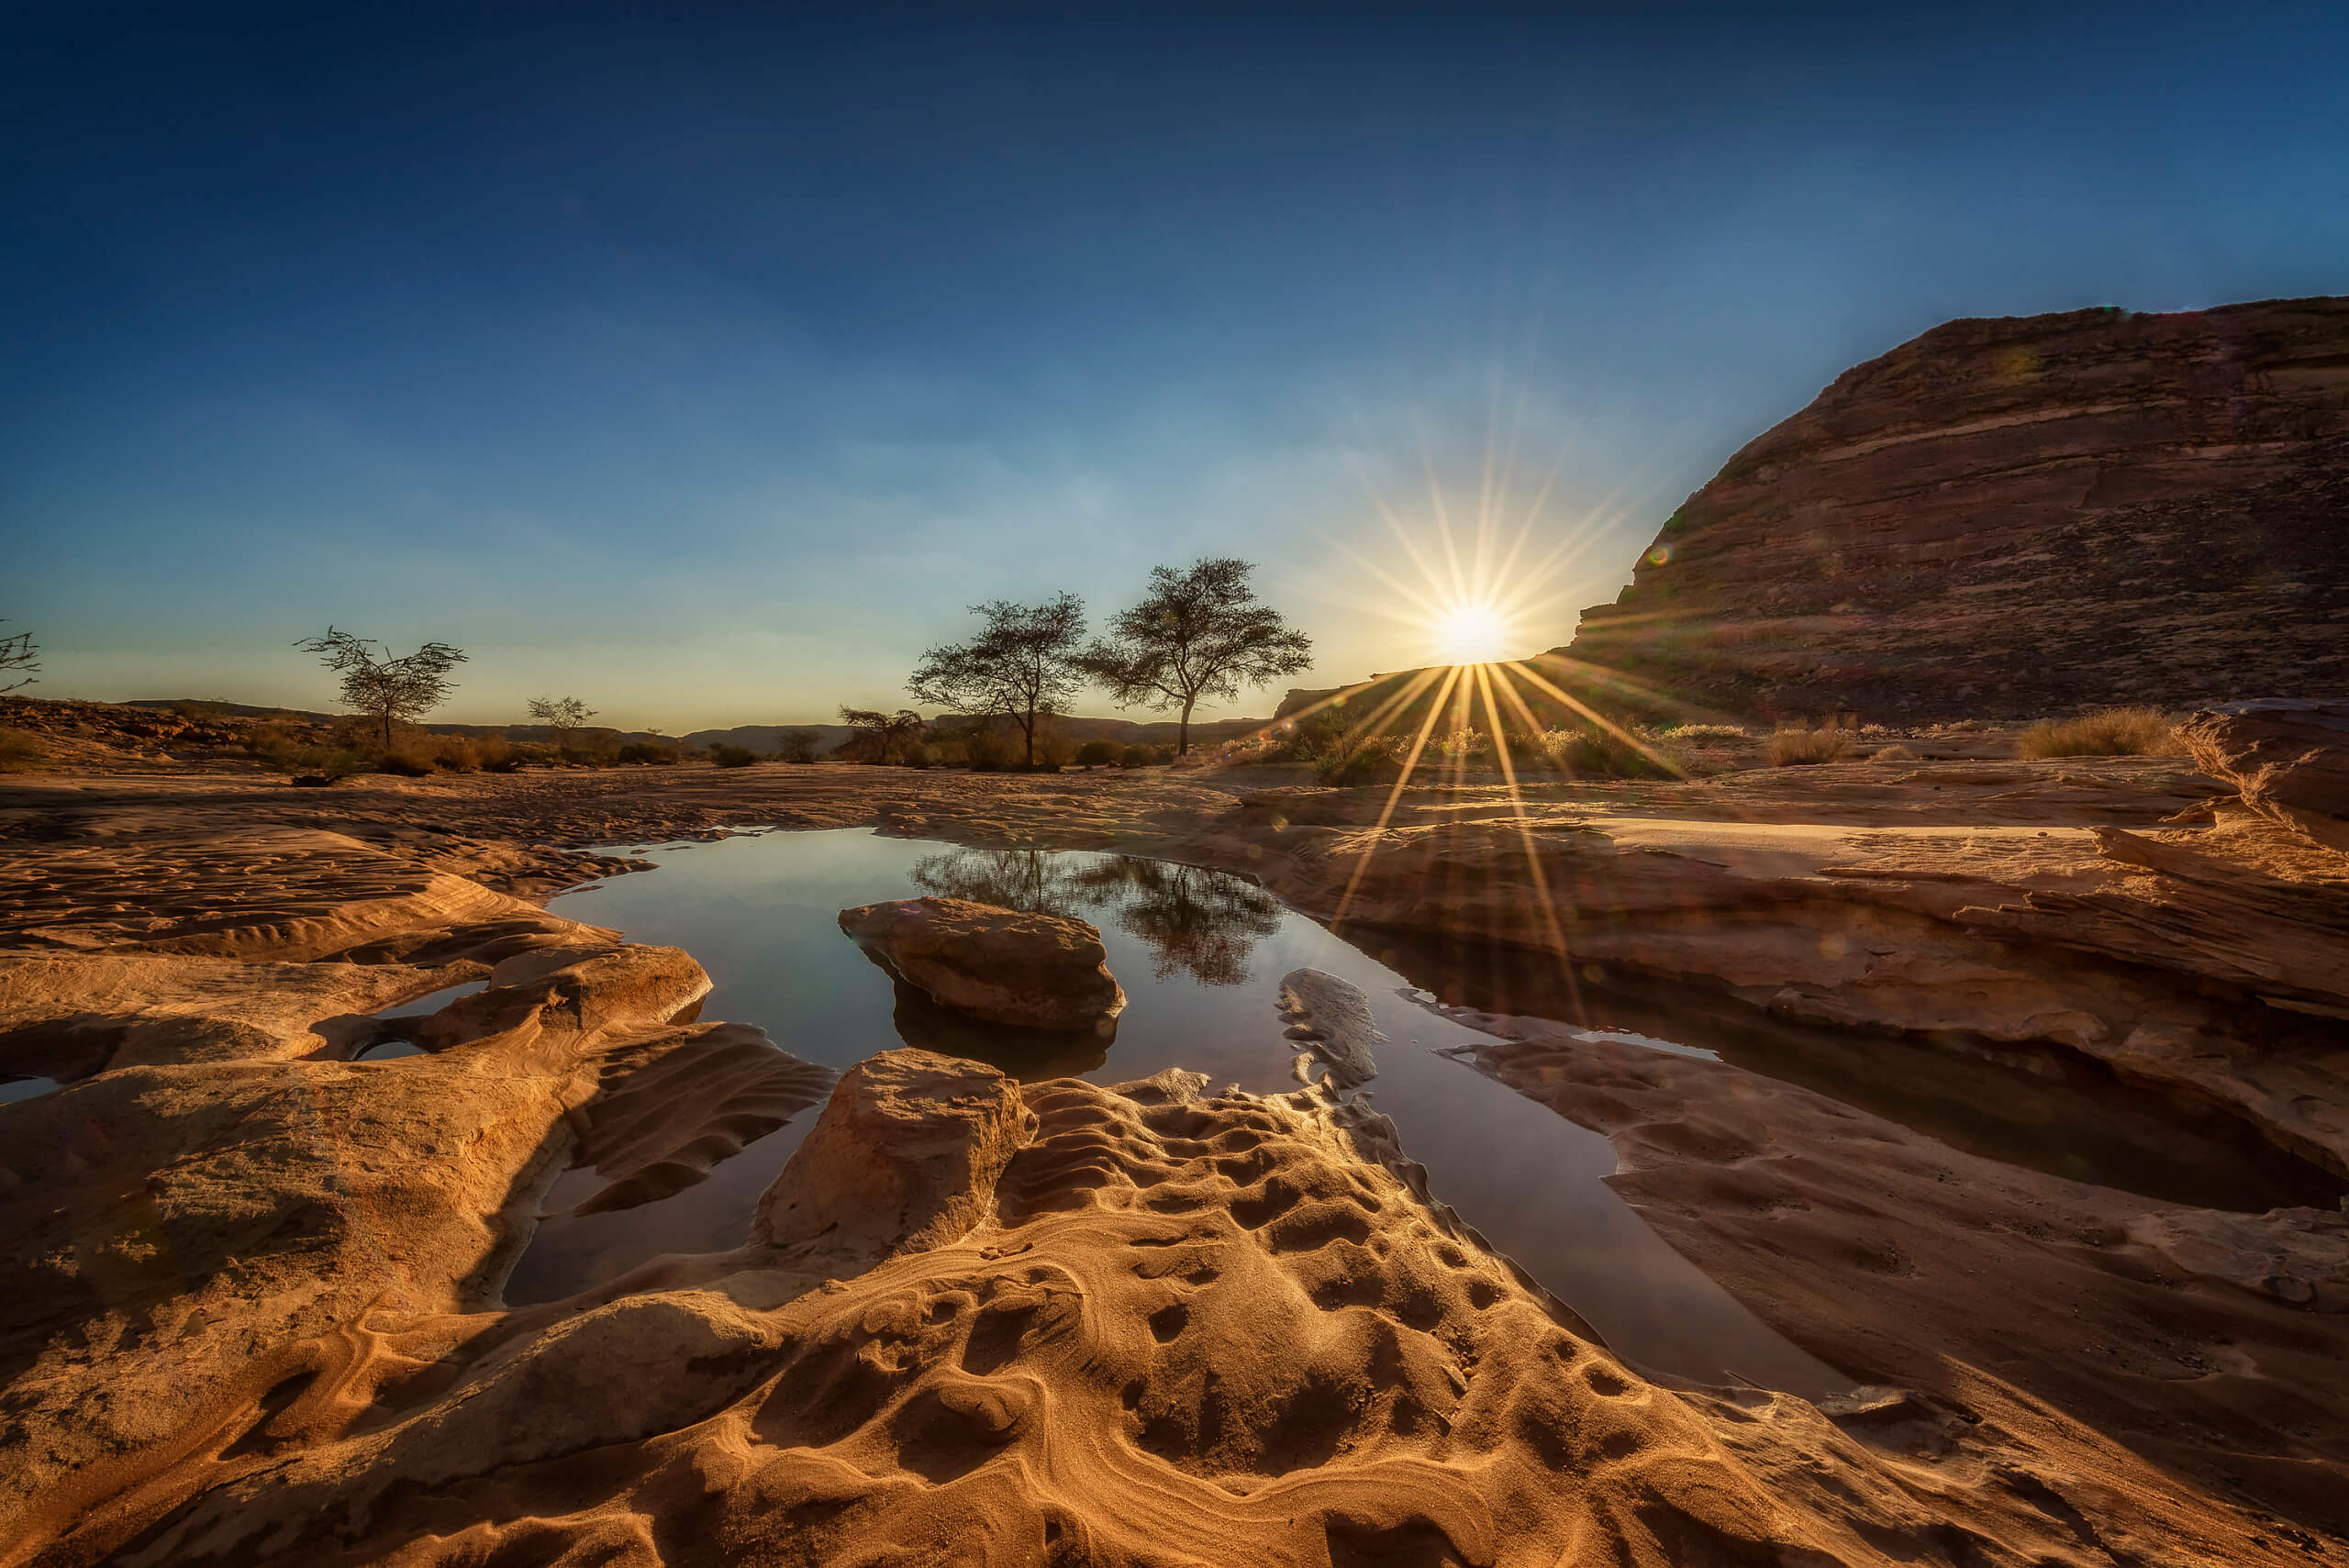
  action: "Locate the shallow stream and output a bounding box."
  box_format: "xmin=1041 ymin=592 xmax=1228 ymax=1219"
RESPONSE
xmin=515 ymin=828 xmax=1847 ymax=1395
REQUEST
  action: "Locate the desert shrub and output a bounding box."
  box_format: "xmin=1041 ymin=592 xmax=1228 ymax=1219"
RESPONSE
xmin=1870 ymin=744 xmax=1919 ymax=761
xmin=1538 ymin=725 xmax=1681 ymax=778
xmin=1313 ymin=735 xmax=1405 ymax=786
xmin=1074 ymin=740 xmax=1119 ymax=768
xmin=168 ymin=699 xmax=230 ymax=720
xmin=1660 ymin=722 xmax=1749 ymax=742
xmin=707 ymin=742 xmax=761 ymax=768
xmin=903 ymin=742 xmax=933 ymax=769
xmin=1119 ymin=743 xmax=1164 ymax=768
xmin=1034 ymin=729 xmax=1076 ymax=768
xmin=374 ymin=749 xmax=433 ymax=777
xmin=2017 ymin=706 xmax=2180 ymax=758
xmin=0 ymin=728 xmax=47 ymax=773
xmin=289 ymin=747 xmax=362 ymax=783
xmin=961 ymin=722 xmax=1014 ymax=770
xmin=484 ymin=741 xmax=551 ymax=773
xmin=244 ymin=720 xmax=311 ymax=765
xmin=1769 ymin=724 xmax=1853 ymax=766
xmin=1270 ymin=707 xmax=1353 ymax=762
xmin=1433 ymin=727 xmax=1491 ymax=765
xmin=776 ymin=728 xmax=823 ymax=763
xmin=617 ymin=740 xmax=679 ymax=765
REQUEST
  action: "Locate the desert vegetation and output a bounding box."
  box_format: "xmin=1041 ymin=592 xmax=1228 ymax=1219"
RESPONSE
xmin=2 ymin=621 xmax=40 ymax=693
xmin=295 ymin=628 xmax=467 ymax=750
xmin=2018 ymin=706 xmax=2181 ymax=758
xmin=0 ymin=727 xmax=46 ymax=772
xmin=1078 ymin=558 xmax=1311 ymax=756
xmin=907 ymin=595 xmax=1087 ymax=770
xmin=1768 ymin=723 xmax=1854 ymax=766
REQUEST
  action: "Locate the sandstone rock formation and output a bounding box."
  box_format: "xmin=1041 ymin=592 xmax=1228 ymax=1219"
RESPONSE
xmin=2181 ymin=699 xmax=2349 ymax=857
xmin=1562 ymin=296 xmax=2349 ymax=720
xmin=839 ymin=895 xmax=1126 ymax=1030
xmin=1276 ymin=967 xmax=1383 ymax=1088
xmin=18 ymin=1033 xmax=2305 ymax=1566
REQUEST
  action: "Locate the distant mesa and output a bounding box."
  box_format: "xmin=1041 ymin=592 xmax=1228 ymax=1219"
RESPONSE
xmin=1562 ymin=295 xmax=2349 ymax=722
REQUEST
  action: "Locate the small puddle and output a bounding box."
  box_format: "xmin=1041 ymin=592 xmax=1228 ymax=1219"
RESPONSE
xmin=1375 ymin=930 xmax=2348 ymax=1215
xmin=0 ymin=1076 xmax=61 ymax=1106
xmin=351 ymin=1040 xmax=427 ymax=1062
xmin=371 ymin=980 xmax=489 ymax=1023
xmin=527 ymin=828 xmax=1847 ymax=1396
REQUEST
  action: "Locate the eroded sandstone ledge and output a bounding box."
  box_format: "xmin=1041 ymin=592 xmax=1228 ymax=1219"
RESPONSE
xmin=4 ymin=762 xmax=2347 ymax=1560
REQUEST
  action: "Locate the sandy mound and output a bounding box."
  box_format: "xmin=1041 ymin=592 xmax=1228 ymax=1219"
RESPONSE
xmin=17 ymin=1048 xmax=2276 ymax=1568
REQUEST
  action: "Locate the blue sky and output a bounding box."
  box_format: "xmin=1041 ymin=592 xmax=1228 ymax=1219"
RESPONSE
xmin=6 ymin=3 xmax=2343 ymax=725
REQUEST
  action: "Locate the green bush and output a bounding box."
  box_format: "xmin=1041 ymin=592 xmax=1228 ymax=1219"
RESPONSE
xmin=707 ymin=742 xmax=761 ymax=768
xmin=1075 ymin=740 xmax=1119 ymax=768
xmin=903 ymin=742 xmax=933 ymax=769
xmin=1119 ymin=743 xmax=1165 ymax=767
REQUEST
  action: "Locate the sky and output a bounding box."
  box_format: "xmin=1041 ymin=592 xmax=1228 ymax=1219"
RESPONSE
xmin=6 ymin=2 xmax=2344 ymax=728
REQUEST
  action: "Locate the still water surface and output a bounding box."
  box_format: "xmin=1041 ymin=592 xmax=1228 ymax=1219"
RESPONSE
xmin=522 ymin=828 xmax=1845 ymax=1396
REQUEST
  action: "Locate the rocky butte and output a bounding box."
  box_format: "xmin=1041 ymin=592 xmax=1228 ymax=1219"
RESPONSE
xmin=1558 ymin=295 xmax=2349 ymax=722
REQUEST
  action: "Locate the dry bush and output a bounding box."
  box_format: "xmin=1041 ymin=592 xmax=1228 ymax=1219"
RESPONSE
xmin=1538 ymin=725 xmax=1682 ymax=779
xmin=243 ymin=720 xmax=310 ymax=764
xmin=617 ymin=740 xmax=679 ymax=765
xmin=2017 ymin=706 xmax=2180 ymax=758
xmin=1314 ymin=735 xmax=1405 ymax=785
xmin=1769 ymin=724 xmax=1853 ymax=766
xmin=1119 ymin=742 xmax=1166 ymax=768
xmin=1433 ymin=727 xmax=1491 ymax=764
xmin=1074 ymin=740 xmax=1119 ymax=768
xmin=707 ymin=742 xmax=761 ymax=768
xmin=1659 ymin=722 xmax=1748 ymax=742
xmin=1870 ymin=743 xmax=1919 ymax=762
xmin=0 ymin=728 xmax=47 ymax=773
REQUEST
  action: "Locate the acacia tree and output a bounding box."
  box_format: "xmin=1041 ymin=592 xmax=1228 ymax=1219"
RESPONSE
xmin=528 ymin=695 xmax=597 ymax=751
xmin=0 ymin=622 xmax=38 ymax=693
xmin=1079 ymin=559 xmax=1311 ymax=756
xmin=776 ymin=727 xmax=823 ymax=763
xmin=837 ymin=706 xmax=926 ymax=764
xmin=295 ymin=628 xmax=467 ymax=751
xmin=907 ymin=593 xmax=1086 ymax=769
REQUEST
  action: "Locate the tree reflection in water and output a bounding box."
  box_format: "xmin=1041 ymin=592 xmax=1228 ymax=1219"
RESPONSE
xmin=907 ymin=848 xmax=1285 ymax=986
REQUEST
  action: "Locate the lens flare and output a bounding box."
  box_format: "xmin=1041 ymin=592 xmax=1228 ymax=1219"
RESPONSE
xmin=1432 ymin=601 xmax=1509 ymax=666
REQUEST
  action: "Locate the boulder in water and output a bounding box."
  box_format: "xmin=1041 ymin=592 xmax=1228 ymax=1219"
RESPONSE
xmin=839 ymin=895 xmax=1126 ymax=1030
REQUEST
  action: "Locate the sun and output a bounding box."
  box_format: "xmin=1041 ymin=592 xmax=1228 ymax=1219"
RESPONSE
xmin=1432 ymin=601 xmax=1510 ymax=665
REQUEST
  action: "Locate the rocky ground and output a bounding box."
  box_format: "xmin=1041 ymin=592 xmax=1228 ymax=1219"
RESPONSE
xmin=3 ymin=706 xmax=2347 ymax=1564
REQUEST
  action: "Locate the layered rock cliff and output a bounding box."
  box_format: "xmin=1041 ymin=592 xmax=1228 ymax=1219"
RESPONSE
xmin=1561 ymin=296 xmax=2349 ymax=720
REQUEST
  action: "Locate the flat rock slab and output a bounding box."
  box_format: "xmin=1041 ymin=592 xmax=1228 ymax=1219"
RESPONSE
xmin=839 ymin=895 xmax=1126 ymax=1030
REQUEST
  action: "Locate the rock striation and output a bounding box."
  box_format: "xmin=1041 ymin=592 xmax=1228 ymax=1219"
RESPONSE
xmin=1562 ymin=296 xmax=2349 ymax=721
xmin=2181 ymin=699 xmax=2349 ymax=858
xmin=839 ymin=895 xmax=1126 ymax=1030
